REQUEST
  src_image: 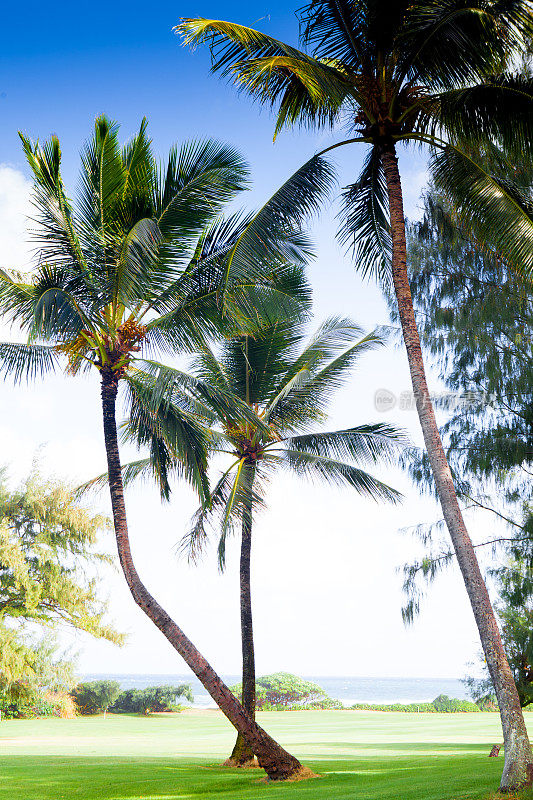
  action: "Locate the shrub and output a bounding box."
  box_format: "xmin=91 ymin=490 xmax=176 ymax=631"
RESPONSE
xmin=70 ymin=680 xmax=121 ymax=715
xmin=111 ymin=685 xmax=193 ymax=715
xmin=231 ymin=672 xmax=342 ymax=710
xmin=0 ymin=690 xmax=76 ymax=719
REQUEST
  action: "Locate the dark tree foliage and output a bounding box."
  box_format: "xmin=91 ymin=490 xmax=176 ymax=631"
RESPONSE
xmin=231 ymin=673 xmax=341 ymax=710
xmin=465 ymin=562 xmax=533 ymax=709
xmin=110 ymin=685 xmax=193 ymax=714
xmin=71 ymin=680 xmax=121 ymax=715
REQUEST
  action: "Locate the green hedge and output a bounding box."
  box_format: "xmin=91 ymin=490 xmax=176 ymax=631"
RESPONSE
xmin=350 ymin=694 xmax=481 ymax=713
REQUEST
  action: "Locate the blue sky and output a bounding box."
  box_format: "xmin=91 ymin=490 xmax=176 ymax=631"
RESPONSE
xmin=0 ymin=2 xmax=490 ymax=681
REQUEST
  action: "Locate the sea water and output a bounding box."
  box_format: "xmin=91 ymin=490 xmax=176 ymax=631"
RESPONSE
xmin=82 ymin=673 xmax=471 ymax=708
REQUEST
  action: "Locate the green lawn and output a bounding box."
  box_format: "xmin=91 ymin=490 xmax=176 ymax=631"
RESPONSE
xmin=1 ymin=710 xmax=532 ymax=800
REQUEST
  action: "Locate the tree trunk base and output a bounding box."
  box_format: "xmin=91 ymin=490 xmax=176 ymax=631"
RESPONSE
xmin=498 ymin=760 xmax=533 ymax=793
xmin=223 ymin=756 xmax=260 ymax=768
xmin=225 ymin=731 xmax=257 ymax=767
xmin=261 ymin=766 xmax=319 ymax=783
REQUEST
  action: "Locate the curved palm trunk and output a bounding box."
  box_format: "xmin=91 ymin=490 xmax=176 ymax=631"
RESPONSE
xmin=380 ymin=145 xmax=533 ymax=791
xmin=100 ymin=373 xmax=302 ymax=781
xmin=227 ymin=474 xmax=257 ymax=766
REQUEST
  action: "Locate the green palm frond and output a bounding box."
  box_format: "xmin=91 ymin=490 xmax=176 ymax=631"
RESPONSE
xmin=280 ymin=447 xmax=402 ymax=502
xmin=29 ymin=268 xmax=100 ymax=341
xmin=396 ymin=0 xmax=530 ymax=90
xmin=179 ymin=18 xmax=358 ymax=136
xmin=78 ymin=115 xmax=130 ymax=238
xmin=217 ymin=153 xmax=335 ymax=304
xmin=431 ymin=144 xmax=533 ymax=277
xmin=437 ymin=75 xmax=533 ymax=159
xmin=338 ymin=146 xmax=391 ymax=285
xmin=178 ymin=18 xmax=353 ymax=137
xmin=19 ymin=132 xmax=86 ymax=270
xmin=123 ymin=371 xmax=211 ymax=502
xmin=113 ymin=218 xmax=163 ymax=307
xmin=180 ymin=469 xmax=238 ymax=564
xmin=283 ymin=423 xmax=407 ymax=464
xmin=0 ymin=343 xmax=59 ymax=384
xmin=75 ymin=458 xmax=153 ymax=497
xmin=135 ymin=359 xmax=268 ymax=435
xmin=269 ymin=328 xmax=384 ymax=430
xmin=155 ymin=139 xmax=249 ymax=242
xmin=216 ymin=462 xmax=260 ymax=570
xmin=298 ymin=0 xmax=369 ymax=70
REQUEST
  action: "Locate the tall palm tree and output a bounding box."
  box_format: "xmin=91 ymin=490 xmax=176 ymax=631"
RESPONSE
xmin=177 ymin=317 xmax=403 ymax=764
xmin=0 ymin=115 xmax=335 ymax=780
xmin=177 ymin=2 xmax=533 ymax=788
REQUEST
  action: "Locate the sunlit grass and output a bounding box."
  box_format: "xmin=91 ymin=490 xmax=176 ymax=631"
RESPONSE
xmin=2 ymin=710 xmax=533 ymax=799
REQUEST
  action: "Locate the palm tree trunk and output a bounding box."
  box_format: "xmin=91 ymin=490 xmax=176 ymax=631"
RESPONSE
xmin=379 ymin=144 xmax=532 ymax=791
xmin=100 ymin=372 xmax=303 ymax=781
xmin=227 ymin=471 xmax=257 ymax=766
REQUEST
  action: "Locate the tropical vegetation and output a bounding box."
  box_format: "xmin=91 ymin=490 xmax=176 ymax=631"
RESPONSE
xmin=0 ymin=467 xmax=120 ymax=711
xmin=465 ymin=561 xmax=533 ymax=711
xmin=0 ymin=114 xmax=337 ymax=780
xmin=0 ymin=1 xmax=532 ymax=796
xmin=176 ymin=315 xmax=402 ymax=762
xmin=177 ymin=0 xmax=533 ymax=788
xmin=350 ymin=695 xmax=482 ymax=713
xmin=109 ymin=684 xmax=194 ymax=714
xmin=71 ymin=680 xmax=121 ymax=716
xmin=231 ymin=673 xmax=342 ymax=710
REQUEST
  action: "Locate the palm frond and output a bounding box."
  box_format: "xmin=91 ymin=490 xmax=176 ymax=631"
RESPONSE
xmin=436 ymin=75 xmax=533 ymax=160
xmin=0 ymin=343 xmax=59 ymax=384
xmin=134 ymin=359 xmax=269 ymax=434
xmin=299 ymin=0 xmax=369 ymax=70
xmin=177 ymin=17 xmax=351 ymax=132
xmin=123 ymin=371 xmax=211 ymax=502
xmin=78 ymin=115 xmax=128 ymax=238
xmin=397 ymin=0 xmax=531 ymax=90
xmin=430 ymin=143 xmax=533 ymax=277
xmin=217 ymin=153 xmax=335 ymax=305
xmin=19 ymin=132 xmax=87 ymax=270
xmin=155 ymin=139 xmax=249 ymax=242
xmin=74 ymin=458 xmax=152 ymax=497
xmin=283 ymin=423 xmax=408 ymax=464
xmin=269 ymin=327 xmax=384 ymax=429
xmin=180 ymin=469 xmax=237 ymax=564
xmin=280 ymin=447 xmax=401 ymax=502
xmin=338 ymin=146 xmax=391 ymax=286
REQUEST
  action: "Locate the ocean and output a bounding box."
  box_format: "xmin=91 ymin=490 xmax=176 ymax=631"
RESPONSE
xmin=81 ymin=674 xmax=471 ymax=708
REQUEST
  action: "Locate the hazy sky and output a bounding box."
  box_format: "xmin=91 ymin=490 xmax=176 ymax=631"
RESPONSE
xmin=0 ymin=0 xmax=496 ymax=681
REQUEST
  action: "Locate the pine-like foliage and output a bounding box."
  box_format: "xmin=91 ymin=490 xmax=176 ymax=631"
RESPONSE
xmin=398 ymin=157 xmax=533 ymax=621
xmin=0 ymin=467 xmax=121 ymax=698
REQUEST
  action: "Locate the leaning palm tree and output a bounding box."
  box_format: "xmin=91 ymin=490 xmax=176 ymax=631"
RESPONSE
xmin=0 ymin=115 xmax=335 ymax=780
xmin=177 ymin=2 xmax=533 ymax=787
xmin=178 ymin=316 xmax=403 ymax=765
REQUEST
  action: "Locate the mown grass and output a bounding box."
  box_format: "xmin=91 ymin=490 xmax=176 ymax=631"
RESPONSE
xmin=2 ymin=710 xmax=533 ymax=800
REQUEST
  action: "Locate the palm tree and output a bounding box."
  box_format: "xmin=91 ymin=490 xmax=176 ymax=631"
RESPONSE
xmin=176 ymin=2 xmax=533 ymax=787
xmin=0 ymin=115 xmax=335 ymax=780
xmin=176 ymin=316 xmax=403 ymax=764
